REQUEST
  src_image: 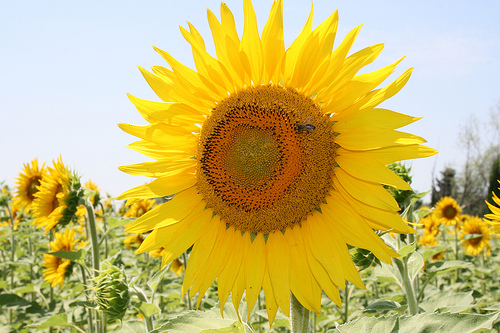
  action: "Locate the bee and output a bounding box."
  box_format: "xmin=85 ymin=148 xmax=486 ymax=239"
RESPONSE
xmin=297 ymin=116 xmax=315 ymax=133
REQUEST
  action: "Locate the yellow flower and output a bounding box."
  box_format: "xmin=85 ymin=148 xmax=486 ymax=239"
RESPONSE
xmin=118 ymin=0 xmax=436 ymax=323
xmin=124 ymin=233 xmax=144 ymax=249
xmin=418 ymin=230 xmax=438 ymax=246
xmin=84 ymin=180 xmax=101 ymax=207
xmin=434 ymin=196 xmax=461 ymax=226
xmin=42 ymin=228 xmax=84 ymax=288
xmin=124 ymin=198 xmax=155 ymax=218
xmin=459 ymin=216 xmax=492 ymax=256
xmin=485 ymin=190 xmax=500 ymax=234
xmin=14 ymin=158 xmax=47 ymax=213
xmin=32 ymin=158 xmax=72 ymax=233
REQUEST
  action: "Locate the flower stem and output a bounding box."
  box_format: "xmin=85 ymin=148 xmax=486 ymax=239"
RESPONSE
xmin=290 ymin=292 xmax=310 ymax=333
xmin=80 ymin=264 xmax=94 ymax=333
xmin=85 ymin=201 xmax=100 ymax=277
xmin=394 ymin=258 xmax=418 ymax=315
xmin=84 ymin=200 xmax=101 ymax=333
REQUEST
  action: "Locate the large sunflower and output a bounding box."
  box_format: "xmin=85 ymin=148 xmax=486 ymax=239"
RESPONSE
xmin=118 ymin=0 xmax=436 ymax=323
xmin=32 ymin=158 xmax=71 ymax=233
xmin=14 ymin=158 xmax=47 ymax=213
xmin=459 ymin=216 xmax=492 ymax=256
xmin=43 ymin=227 xmax=84 ymax=288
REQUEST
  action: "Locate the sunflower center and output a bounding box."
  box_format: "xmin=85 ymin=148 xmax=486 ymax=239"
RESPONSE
xmin=443 ymin=206 xmax=457 ymax=219
xmin=27 ymin=177 xmax=41 ymax=201
xmin=225 ymin=127 xmax=280 ymax=185
xmin=197 ymin=85 xmax=337 ymax=234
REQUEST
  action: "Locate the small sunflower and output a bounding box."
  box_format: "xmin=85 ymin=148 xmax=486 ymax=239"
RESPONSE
xmin=32 ymin=158 xmax=72 ymax=233
xmin=459 ymin=216 xmax=492 ymax=256
xmin=418 ymin=230 xmax=438 ymax=247
xmin=43 ymin=228 xmax=84 ymax=288
xmin=14 ymin=158 xmax=47 ymax=213
xmin=124 ymin=233 xmax=144 ymax=249
xmin=84 ymin=179 xmax=101 ymax=207
xmin=118 ymin=0 xmax=436 ymax=322
xmin=434 ymin=196 xmax=461 ymax=226
xmin=124 ymin=198 xmax=155 ymax=218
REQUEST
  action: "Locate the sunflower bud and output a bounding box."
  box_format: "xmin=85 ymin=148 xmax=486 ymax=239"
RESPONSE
xmin=94 ymin=264 xmax=130 ymax=322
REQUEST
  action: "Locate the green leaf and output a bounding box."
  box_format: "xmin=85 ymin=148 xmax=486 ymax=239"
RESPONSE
xmin=0 ymin=293 xmax=30 ymax=308
xmin=419 ymin=292 xmax=474 ymax=313
xmin=462 ymin=233 xmax=483 ymax=240
xmin=47 ymin=249 xmax=85 ymax=262
xmin=28 ymin=313 xmax=72 ymax=329
xmin=120 ymin=321 xmax=147 ymax=333
xmin=483 ymin=303 xmax=500 ymax=311
xmin=397 ymin=243 xmax=416 ymax=259
xmin=150 ymin=297 xmax=252 ymax=333
xmin=108 ymin=217 xmax=135 ymax=230
xmin=364 ymin=300 xmax=401 ymax=312
xmin=425 ymin=260 xmax=472 ymax=276
xmin=135 ymin=301 xmax=161 ymax=318
xmin=329 ymin=311 xmax=500 ymax=333
xmin=200 ymin=322 xmax=245 ymax=332
xmin=374 ymin=262 xmax=403 ymax=289
xmin=421 ymin=245 xmax=449 ymax=261
xmin=406 ymin=251 xmax=424 ymax=283
xmin=147 ymin=265 xmax=169 ymax=294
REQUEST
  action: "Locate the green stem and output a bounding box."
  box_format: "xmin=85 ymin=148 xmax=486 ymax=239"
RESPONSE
xmin=182 ymin=252 xmax=192 ymax=310
xmin=84 ymin=200 xmax=101 ymax=333
xmin=135 ymin=287 xmax=154 ymax=332
xmin=343 ymin=282 xmax=350 ymax=323
xmin=290 ymin=293 xmax=310 ymax=333
xmin=80 ymin=264 xmax=94 ymax=333
xmin=394 ymin=258 xmax=418 ymax=315
xmin=99 ymin=203 xmax=109 ymax=259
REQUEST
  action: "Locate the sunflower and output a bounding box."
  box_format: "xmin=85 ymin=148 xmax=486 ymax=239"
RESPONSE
xmin=118 ymin=0 xmax=436 ymax=323
xmin=124 ymin=198 xmax=155 ymax=218
xmin=42 ymin=227 xmax=84 ymax=288
xmin=434 ymin=196 xmax=461 ymax=226
xmin=14 ymin=158 xmax=47 ymax=213
xmin=485 ymin=190 xmax=500 ymax=234
xmin=32 ymin=158 xmax=72 ymax=233
xmin=459 ymin=216 xmax=492 ymax=256
xmin=418 ymin=230 xmax=438 ymax=246
xmin=84 ymin=179 xmax=101 ymax=207
xmin=124 ymin=233 xmax=144 ymax=249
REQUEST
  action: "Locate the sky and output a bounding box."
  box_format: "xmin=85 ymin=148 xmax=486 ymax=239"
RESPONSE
xmin=1 ymin=0 xmax=499 ymax=201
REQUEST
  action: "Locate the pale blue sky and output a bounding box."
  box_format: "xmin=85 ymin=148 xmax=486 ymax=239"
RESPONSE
xmin=1 ymin=1 xmax=499 ymax=200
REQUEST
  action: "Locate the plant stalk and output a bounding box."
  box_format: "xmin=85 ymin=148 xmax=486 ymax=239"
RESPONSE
xmin=290 ymin=292 xmax=310 ymax=333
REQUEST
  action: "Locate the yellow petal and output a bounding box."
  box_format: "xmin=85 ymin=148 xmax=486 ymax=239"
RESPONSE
xmin=262 ymin=268 xmax=279 ymax=328
xmin=182 ymin=218 xmax=224 ymax=296
xmin=339 ymin=145 xmax=437 ymax=165
xmin=336 ymin=150 xmax=412 ymax=190
xmin=286 ymin=226 xmax=321 ymax=313
xmin=219 ymin=231 xmax=251 ymax=317
xmin=240 ymin=0 xmax=263 ymax=83
xmin=334 ymin=168 xmax=400 ymax=211
xmin=283 ymin=3 xmax=313 ymax=85
xmin=116 ymin=167 xmax=196 ymax=200
xmin=261 ymin=0 xmax=284 ymax=83
xmin=125 ymin=187 xmax=202 ymax=233
xmin=333 ymin=108 xmax=421 ymax=132
xmin=335 ymin=126 xmax=426 ymax=151
xmin=118 ymin=159 xmax=196 ymax=177
xmin=159 ymin=207 xmax=214 ymax=266
xmin=118 ymin=123 xmax=197 ymax=149
xmin=266 ymin=230 xmax=291 ymax=317
xmin=244 ymin=233 xmax=266 ymax=319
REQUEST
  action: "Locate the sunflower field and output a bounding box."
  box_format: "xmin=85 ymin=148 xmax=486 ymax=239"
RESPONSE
xmin=2 ymin=1 xmax=500 ymax=332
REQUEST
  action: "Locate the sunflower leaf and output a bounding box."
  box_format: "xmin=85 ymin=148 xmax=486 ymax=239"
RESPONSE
xmin=47 ymin=249 xmax=86 ymax=262
xmin=329 ymin=312 xmax=500 ymax=333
